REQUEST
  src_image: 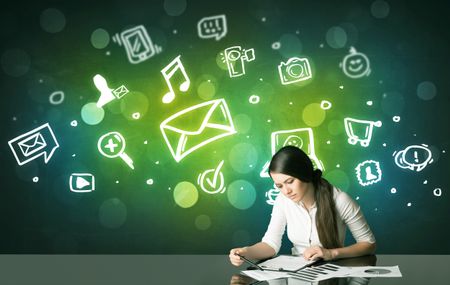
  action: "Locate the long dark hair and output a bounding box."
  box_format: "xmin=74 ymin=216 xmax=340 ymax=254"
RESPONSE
xmin=269 ymin=146 xmax=341 ymax=249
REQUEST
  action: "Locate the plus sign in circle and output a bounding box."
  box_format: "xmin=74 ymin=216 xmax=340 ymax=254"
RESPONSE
xmin=98 ymin=132 xmax=126 ymax=158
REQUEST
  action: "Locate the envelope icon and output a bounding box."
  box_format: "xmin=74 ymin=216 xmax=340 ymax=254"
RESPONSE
xmin=160 ymin=99 xmax=237 ymax=162
xmin=18 ymin=132 xmax=47 ymax=157
xmin=112 ymin=85 xmax=129 ymax=99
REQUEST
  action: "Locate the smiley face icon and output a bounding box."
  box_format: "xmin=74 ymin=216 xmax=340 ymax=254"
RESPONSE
xmin=341 ymin=46 xmax=371 ymax=79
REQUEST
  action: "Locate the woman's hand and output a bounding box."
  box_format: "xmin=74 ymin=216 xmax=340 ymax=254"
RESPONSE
xmin=229 ymin=247 xmax=249 ymax=266
xmin=303 ymin=245 xmax=335 ymax=261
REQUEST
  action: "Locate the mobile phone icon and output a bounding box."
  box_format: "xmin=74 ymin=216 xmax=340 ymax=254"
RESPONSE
xmin=112 ymin=25 xmax=162 ymax=64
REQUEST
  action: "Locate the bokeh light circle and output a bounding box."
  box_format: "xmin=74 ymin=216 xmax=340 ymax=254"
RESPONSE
xmin=326 ymin=26 xmax=348 ymax=49
xmin=227 ymin=180 xmax=257 ymax=210
xmin=99 ymin=198 xmax=127 ymax=229
xmin=197 ymin=80 xmax=216 ymax=100
xmin=328 ymin=120 xmax=344 ymax=136
xmin=195 ymin=214 xmax=211 ymax=230
xmin=216 ymin=51 xmax=228 ymax=71
xmin=324 ymin=169 xmax=350 ymax=191
xmin=91 ymin=28 xmax=110 ymax=49
xmin=40 ymin=8 xmax=66 ymax=33
xmin=1 ymin=48 xmax=31 ymax=77
xmin=229 ymin=143 xmax=258 ymax=174
xmin=120 ymin=92 xmax=149 ymax=120
xmin=371 ymin=0 xmax=390 ymax=19
xmin=234 ymin=114 xmax=252 ymax=134
xmin=173 ymin=181 xmax=198 ymax=208
xmin=278 ymin=34 xmax=302 ymax=58
xmin=163 ymin=0 xmax=187 ymax=16
xmin=81 ymin=102 xmax=105 ymax=125
xmin=302 ymin=103 xmax=326 ymax=127
xmin=417 ymin=81 xmax=437 ymax=101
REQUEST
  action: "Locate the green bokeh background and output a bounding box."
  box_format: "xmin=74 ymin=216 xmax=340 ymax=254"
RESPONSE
xmin=1 ymin=0 xmax=449 ymax=253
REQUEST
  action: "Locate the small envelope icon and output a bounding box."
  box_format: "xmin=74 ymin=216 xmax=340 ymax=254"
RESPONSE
xmin=160 ymin=99 xmax=237 ymax=162
xmin=18 ymin=132 xmax=47 ymax=157
xmin=112 ymin=85 xmax=129 ymax=99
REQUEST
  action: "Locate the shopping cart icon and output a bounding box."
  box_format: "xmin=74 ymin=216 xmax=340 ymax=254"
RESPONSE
xmin=344 ymin=118 xmax=382 ymax=147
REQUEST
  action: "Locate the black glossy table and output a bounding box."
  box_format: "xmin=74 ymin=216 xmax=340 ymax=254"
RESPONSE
xmin=0 ymin=255 xmax=448 ymax=284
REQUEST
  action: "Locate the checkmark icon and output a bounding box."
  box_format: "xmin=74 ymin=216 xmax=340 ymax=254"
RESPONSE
xmin=206 ymin=160 xmax=224 ymax=188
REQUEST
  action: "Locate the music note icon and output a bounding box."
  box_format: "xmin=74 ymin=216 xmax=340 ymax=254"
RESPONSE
xmin=161 ymin=55 xmax=190 ymax=104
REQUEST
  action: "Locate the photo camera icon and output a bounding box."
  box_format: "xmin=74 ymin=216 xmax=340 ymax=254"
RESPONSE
xmin=8 ymin=123 xmax=59 ymax=166
xmin=278 ymin=57 xmax=312 ymax=85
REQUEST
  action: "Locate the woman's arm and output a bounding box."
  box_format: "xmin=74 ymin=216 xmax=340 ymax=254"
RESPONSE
xmin=245 ymin=242 xmax=277 ymax=260
xmin=304 ymin=241 xmax=376 ymax=261
xmin=229 ymin=242 xmax=276 ymax=266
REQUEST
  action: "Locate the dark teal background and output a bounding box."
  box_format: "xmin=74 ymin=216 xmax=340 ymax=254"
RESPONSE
xmin=1 ymin=0 xmax=449 ymax=253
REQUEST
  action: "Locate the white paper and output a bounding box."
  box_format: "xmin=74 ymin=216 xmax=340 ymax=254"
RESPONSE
xmin=258 ymin=255 xmax=316 ymax=271
xmin=288 ymin=264 xmax=402 ymax=282
xmin=340 ymin=266 xmax=402 ymax=277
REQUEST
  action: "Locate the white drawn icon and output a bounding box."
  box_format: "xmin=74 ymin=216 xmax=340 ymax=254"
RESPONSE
xmin=271 ymin=128 xmax=324 ymax=170
xmin=278 ymin=57 xmax=312 ymax=85
xmin=198 ymin=14 xmax=227 ymax=41
xmin=94 ymin=74 xmax=129 ymax=108
xmin=8 ymin=123 xmax=59 ymax=166
xmin=344 ymin=118 xmax=382 ymax=147
xmin=161 ymin=55 xmax=190 ymax=104
xmin=97 ymin=132 xmax=134 ymax=169
xmin=160 ymin=99 xmax=237 ymax=162
xmin=265 ymin=185 xmax=280 ymax=205
xmin=49 ymin=90 xmax=65 ymax=105
xmin=197 ymin=160 xmax=226 ymax=194
xmin=340 ymin=47 xmax=371 ymax=79
xmin=112 ymin=25 xmax=162 ymax=64
xmin=222 ymin=46 xmax=255 ymax=77
xmin=393 ymin=144 xmax=433 ymax=172
xmin=70 ymin=173 xmax=95 ymax=193
xmin=260 ymin=161 xmax=270 ymax=178
xmin=355 ymin=160 xmax=382 ymax=186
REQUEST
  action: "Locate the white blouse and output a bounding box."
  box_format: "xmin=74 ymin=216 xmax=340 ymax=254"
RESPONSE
xmin=262 ymin=187 xmax=376 ymax=255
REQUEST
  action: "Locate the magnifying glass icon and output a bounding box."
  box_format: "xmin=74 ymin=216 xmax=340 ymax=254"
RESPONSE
xmin=98 ymin=132 xmax=134 ymax=169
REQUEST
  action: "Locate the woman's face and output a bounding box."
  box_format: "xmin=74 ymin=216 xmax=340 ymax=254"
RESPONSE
xmin=271 ymin=172 xmax=311 ymax=203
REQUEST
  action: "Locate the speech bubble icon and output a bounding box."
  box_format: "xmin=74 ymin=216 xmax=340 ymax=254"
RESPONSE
xmin=8 ymin=123 xmax=59 ymax=166
xmin=197 ymin=14 xmax=227 ymax=41
xmin=394 ymin=145 xmax=433 ymax=172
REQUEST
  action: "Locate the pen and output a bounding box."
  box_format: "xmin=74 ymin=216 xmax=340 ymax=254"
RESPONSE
xmin=235 ymin=253 xmax=265 ymax=271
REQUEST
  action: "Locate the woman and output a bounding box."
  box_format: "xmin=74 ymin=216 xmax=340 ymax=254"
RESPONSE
xmin=229 ymin=146 xmax=376 ymax=266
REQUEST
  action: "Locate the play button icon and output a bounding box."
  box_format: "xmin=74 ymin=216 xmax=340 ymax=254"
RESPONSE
xmin=70 ymin=173 xmax=95 ymax=192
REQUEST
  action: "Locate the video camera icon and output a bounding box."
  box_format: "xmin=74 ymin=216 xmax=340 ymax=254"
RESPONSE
xmin=8 ymin=123 xmax=59 ymax=166
xmin=70 ymin=173 xmax=95 ymax=193
xmin=223 ymin=46 xmax=255 ymax=78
